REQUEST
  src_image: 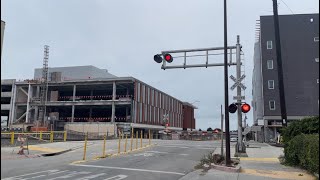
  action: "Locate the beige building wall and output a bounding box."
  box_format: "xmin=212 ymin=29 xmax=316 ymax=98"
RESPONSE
xmin=1 ymin=20 xmax=5 ymax=59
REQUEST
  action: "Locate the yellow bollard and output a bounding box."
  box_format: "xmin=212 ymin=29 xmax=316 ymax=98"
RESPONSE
xmin=118 ymin=132 xmax=121 ymax=154
xmin=50 ymin=131 xmax=53 ymax=143
xmin=39 ymin=131 xmax=43 ymax=141
xmin=124 ymin=134 xmax=127 ymax=153
xmin=63 ymin=131 xmax=67 ymax=142
xmin=135 ymin=131 xmax=138 ymax=150
xmin=130 ymin=127 xmax=133 ymax=151
xmin=10 ymin=132 xmax=14 ymax=145
xmin=149 ymin=129 xmax=151 ymax=146
xmin=140 ymin=130 xmax=143 ymax=148
xmin=83 ymin=132 xmax=88 ymax=160
xmin=102 ymin=133 xmax=106 ymax=157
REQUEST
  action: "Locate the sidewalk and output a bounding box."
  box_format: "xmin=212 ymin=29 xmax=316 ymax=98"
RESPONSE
xmin=1 ymin=139 xmax=152 ymax=161
xmin=1 ymin=141 xmax=88 ymax=160
xmin=180 ymin=142 xmax=316 ymax=180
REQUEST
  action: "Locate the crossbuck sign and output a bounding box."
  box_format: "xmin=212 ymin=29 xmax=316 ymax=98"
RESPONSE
xmin=230 ymin=74 xmax=246 ymax=90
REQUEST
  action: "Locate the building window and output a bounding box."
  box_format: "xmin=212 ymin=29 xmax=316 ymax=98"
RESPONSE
xmin=268 ymin=80 xmax=274 ymax=89
xmin=315 ymin=58 xmax=319 ymax=63
xmin=269 ymin=100 xmax=276 ymax=110
xmin=314 ymin=37 xmax=319 ymax=42
xmin=267 ymin=60 xmax=274 ymax=69
xmin=267 ymin=41 xmax=273 ymax=49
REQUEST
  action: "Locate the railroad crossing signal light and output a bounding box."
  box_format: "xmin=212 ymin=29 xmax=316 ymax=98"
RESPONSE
xmin=241 ymin=103 xmax=251 ymax=113
xmin=229 ymin=103 xmax=237 ymax=113
xmin=154 ymin=54 xmax=162 ymax=63
xmin=164 ymin=54 xmax=173 ymax=63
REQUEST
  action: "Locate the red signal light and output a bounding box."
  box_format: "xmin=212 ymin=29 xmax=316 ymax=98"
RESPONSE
xmin=164 ymin=54 xmax=173 ymax=63
xmin=241 ymin=103 xmax=251 ymax=113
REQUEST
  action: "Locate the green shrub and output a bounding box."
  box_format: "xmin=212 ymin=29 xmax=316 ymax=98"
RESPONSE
xmin=284 ymin=134 xmax=319 ymax=174
xmin=281 ymin=116 xmax=319 ymax=144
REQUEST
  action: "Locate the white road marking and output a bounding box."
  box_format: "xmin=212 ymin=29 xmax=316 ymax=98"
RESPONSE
xmin=133 ymin=153 xmax=154 ymax=157
xmin=104 ymin=175 xmax=128 ymax=180
xmin=71 ymin=164 xmax=185 ymax=176
xmin=3 ymin=170 xmax=126 ymax=180
xmin=159 ymin=146 xmax=189 ymax=149
xmin=27 ymin=170 xmax=70 ymax=179
xmin=2 ymin=170 xmax=60 ymax=180
xmin=46 ymin=171 xmax=91 ymax=180
xmin=145 ymin=151 xmax=169 ymax=154
xmin=159 ymin=145 xmax=214 ymax=150
xmin=77 ymin=173 xmax=107 ymax=180
xmin=145 ymin=151 xmax=189 ymax=156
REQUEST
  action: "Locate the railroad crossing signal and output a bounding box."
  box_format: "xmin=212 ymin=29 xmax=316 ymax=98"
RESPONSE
xmin=241 ymin=103 xmax=251 ymax=113
xmin=228 ymin=103 xmax=251 ymax=114
xmin=230 ymin=74 xmax=246 ymax=90
xmin=154 ymin=54 xmax=173 ymax=64
xmin=154 ymin=54 xmax=162 ymax=63
xmin=164 ymin=54 xmax=173 ymax=63
xmin=233 ymin=96 xmax=245 ymax=100
xmin=228 ymin=104 xmax=237 ymax=113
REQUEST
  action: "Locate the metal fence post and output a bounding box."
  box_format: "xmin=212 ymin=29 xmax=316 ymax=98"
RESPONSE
xmin=11 ymin=132 xmax=14 ymax=145
xmin=63 ymin=131 xmax=67 ymax=142
xmin=39 ymin=131 xmax=43 ymax=141
xmin=131 ymin=127 xmax=133 ymax=151
xmin=136 ymin=131 xmax=138 ymax=150
xmin=83 ymin=132 xmax=88 ymax=160
xmin=149 ymin=129 xmax=151 ymax=146
xmin=118 ymin=132 xmax=121 ymax=154
xmin=50 ymin=131 xmax=53 ymax=143
xmin=140 ymin=130 xmax=143 ymax=148
xmin=103 ymin=133 xmax=106 ymax=157
xmin=124 ymin=134 xmax=127 ymax=153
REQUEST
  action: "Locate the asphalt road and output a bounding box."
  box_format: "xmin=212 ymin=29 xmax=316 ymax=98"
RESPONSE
xmin=1 ymin=140 xmax=227 ymax=180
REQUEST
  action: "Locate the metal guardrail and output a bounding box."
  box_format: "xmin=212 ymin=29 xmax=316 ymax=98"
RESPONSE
xmin=1 ymin=131 xmax=68 ymax=145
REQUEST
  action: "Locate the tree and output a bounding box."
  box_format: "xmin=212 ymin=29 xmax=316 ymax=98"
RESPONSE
xmin=199 ymin=128 xmax=202 ymax=131
xmin=207 ymin=127 xmax=213 ymax=131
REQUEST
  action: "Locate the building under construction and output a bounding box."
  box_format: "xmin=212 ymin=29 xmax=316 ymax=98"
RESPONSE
xmin=1 ymin=65 xmax=196 ymax=136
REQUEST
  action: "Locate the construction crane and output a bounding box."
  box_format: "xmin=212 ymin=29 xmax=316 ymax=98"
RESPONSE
xmin=37 ymin=45 xmax=49 ymax=127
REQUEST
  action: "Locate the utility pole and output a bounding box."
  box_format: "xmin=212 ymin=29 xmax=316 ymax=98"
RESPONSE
xmin=221 ymin=104 xmax=224 ymax=156
xmin=236 ymin=36 xmax=243 ymax=153
xmin=224 ymin=0 xmax=231 ymax=166
xmin=272 ymin=0 xmax=287 ymax=127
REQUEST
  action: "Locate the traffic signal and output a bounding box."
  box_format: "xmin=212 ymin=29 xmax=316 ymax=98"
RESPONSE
xmin=154 ymin=54 xmax=162 ymax=63
xmin=241 ymin=103 xmax=251 ymax=113
xmin=164 ymin=54 xmax=173 ymax=63
xmin=228 ymin=103 xmax=237 ymax=113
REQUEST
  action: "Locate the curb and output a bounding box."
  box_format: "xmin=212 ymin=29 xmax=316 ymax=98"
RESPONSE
xmin=70 ymin=143 xmax=156 ymax=164
xmin=37 ymin=142 xmax=94 ymax=157
xmin=211 ymin=163 xmax=241 ymax=173
xmin=40 ymin=149 xmax=72 ymax=156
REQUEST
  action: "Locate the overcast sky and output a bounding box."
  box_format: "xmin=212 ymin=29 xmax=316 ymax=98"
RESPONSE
xmin=1 ymin=0 xmax=319 ymax=130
